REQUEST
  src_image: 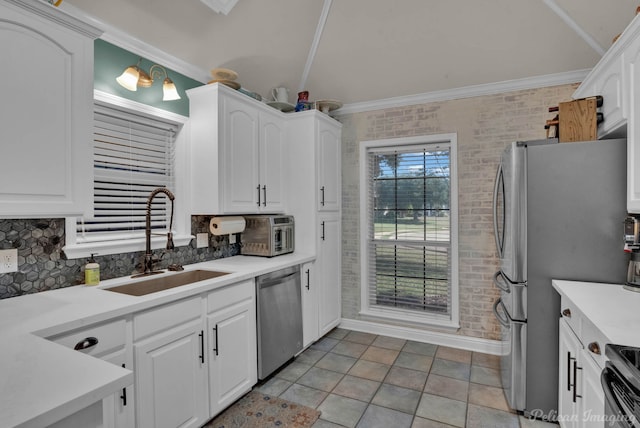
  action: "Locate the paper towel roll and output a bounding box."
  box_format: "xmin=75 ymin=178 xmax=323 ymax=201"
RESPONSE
xmin=209 ymin=216 xmax=246 ymax=236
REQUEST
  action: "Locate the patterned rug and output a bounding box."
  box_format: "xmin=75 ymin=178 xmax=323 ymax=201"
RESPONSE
xmin=203 ymin=390 xmax=321 ymax=428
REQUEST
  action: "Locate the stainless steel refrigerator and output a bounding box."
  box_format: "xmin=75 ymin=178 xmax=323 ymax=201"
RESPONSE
xmin=492 ymin=138 xmax=628 ymax=417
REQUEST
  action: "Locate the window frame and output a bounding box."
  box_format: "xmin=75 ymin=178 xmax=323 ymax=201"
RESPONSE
xmin=359 ymin=133 xmax=459 ymax=330
xmin=63 ymin=90 xmax=193 ymax=259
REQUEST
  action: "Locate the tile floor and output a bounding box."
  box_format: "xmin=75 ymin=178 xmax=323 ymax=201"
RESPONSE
xmin=255 ymin=328 xmax=557 ymax=428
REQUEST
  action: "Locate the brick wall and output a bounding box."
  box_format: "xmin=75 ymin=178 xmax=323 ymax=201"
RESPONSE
xmin=339 ymin=83 xmax=579 ymax=340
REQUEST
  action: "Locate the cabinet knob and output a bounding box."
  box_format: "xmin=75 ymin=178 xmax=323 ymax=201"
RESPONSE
xmin=588 ymin=341 xmax=601 ymax=355
xmin=74 ymin=336 xmax=99 ymax=351
xmin=561 ymin=308 xmax=571 ymax=318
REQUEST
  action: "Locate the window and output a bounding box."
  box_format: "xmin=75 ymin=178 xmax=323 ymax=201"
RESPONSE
xmin=360 ymin=134 xmax=458 ymax=328
xmin=64 ymin=94 xmax=190 ymax=258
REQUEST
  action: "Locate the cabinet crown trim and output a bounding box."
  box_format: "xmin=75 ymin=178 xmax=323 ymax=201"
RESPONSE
xmin=7 ymin=0 xmax=103 ymax=38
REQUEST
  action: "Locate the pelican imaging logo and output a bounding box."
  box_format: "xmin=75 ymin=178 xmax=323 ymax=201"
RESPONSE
xmin=527 ymin=409 xmax=637 ymax=425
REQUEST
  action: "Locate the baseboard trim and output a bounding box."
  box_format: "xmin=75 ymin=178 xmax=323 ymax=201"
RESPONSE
xmin=339 ymin=318 xmax=503 ymax=355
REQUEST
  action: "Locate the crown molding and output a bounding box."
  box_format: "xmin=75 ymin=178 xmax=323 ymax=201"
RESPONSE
xmin=7 ymin=0 xmax=102 ymax=38
xmin=59 ymin=2 xmax=210 ymax=83
xmin=335 ymin=69 xmax=589 ymax=116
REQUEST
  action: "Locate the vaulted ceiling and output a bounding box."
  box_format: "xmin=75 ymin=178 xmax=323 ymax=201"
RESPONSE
xmin=62 ymin=0 xmax=639 ymax=108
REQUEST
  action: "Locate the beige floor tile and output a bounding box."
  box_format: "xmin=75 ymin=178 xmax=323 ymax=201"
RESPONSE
xmin=372 ymin=335 xmax=407 ymax=350
xmin=424 ymin=374 xmax=469 ymax=402
xmin=471 ymin=352 xmax=500 ymax=369
xmin=344 ymin=331 xmax=377 ymax=345
xmin=435 ymin=346 xmax=472 ymax=364
xmin=348 ymin=359 xmax=391 ymax=382
xmin=468 ymin=383 xmax=510 ymax=411
xmin=361 ymin=346 xmax=400 ymax=365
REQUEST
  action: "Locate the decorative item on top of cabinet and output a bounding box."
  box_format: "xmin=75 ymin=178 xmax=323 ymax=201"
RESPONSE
xmin=187 ymin=83 xmax=287 ymax=214
xmin=0 ymin=0 xmax=102 ymax=218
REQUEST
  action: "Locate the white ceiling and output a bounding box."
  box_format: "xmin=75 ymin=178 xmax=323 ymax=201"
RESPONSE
xmin=62 ymin=0 xmax=639 ymax=107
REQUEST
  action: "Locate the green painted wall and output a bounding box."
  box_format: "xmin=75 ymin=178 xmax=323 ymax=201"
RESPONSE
xmin=94 ymin=39 xmax=203 ymax=116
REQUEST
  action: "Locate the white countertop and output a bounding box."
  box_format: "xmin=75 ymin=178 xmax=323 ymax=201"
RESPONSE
xmin=552 ymin=280 xmax=640 ymax=348
xmin=0 ymin=253 xmax=314 ymax=428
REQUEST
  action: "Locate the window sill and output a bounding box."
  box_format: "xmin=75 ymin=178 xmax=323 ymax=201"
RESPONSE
xmin=62 ymin=234 xmax=194 ymax=260
xmin=360 ymin=306 xmax=460 ymax=332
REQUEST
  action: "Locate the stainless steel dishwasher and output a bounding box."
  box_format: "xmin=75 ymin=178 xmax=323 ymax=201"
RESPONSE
xmin=256 ymin=265 xmax=303 ymax=379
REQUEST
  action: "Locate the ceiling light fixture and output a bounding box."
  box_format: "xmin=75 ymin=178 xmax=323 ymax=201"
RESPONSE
xmin=116 ymin=59 xmax=181 ymax=101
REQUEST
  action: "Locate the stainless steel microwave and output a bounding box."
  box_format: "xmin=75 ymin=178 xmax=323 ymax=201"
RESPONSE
xmin=241 ymin=215 xmax=294 ymax=257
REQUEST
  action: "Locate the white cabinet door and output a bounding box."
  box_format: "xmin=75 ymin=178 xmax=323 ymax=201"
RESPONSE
xmin=0 ymin=1 xmax=100 ymax=218
xmin=103 ymin=349 xmax=134 ymax=428
xmin=317 ymin=120 xmax=341 ymax=212
xmin=558 ymin=319 xmax=582 ymax=428
xmin=318 ymin=213 xmax=342 ymax=335
xmin=301 ymin=261 xmax=319 ymax=347
xmin=207 ymin=297 xmax=256 ymax=416
xmin=259 ymin=110 xmax=287 ymax=212
xmin=627 ymin=36 xmax=640 ymax=213
xmin=134 ymin=320 xmax=208 ymax=428
xmin=222 ymin=94 xmax=261 ymax=213
xmin=188 ymin=84 xmax=288 ymax=215
xmin=580 ymin=351 xmax=605 ymax=428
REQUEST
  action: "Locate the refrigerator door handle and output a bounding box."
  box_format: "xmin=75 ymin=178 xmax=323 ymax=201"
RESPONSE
xmin=493 ymin=270 xmax=510 ymax=293
xmin=493 ymin=162 xmax=505 ymax=259
xmin=493 ymin=298 xmax=511 ymax=328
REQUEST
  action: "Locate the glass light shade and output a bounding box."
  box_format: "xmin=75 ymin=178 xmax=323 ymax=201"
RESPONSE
xmin=116 ymin=66 xmax=140 ymax=91
xmin=162 ymin=78 xmax=181 ymax=101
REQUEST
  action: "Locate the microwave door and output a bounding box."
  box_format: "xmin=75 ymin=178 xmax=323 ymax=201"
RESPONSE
xmin=496 ymin=143 xmax=527 ymax=284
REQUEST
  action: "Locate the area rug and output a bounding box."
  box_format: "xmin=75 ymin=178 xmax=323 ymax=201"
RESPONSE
xmin=203 ymin=390 xmax=321 ymax=428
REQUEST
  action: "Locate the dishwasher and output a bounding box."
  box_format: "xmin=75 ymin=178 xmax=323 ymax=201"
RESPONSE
xmin=256 ymin=265 xmax=303 ymax=379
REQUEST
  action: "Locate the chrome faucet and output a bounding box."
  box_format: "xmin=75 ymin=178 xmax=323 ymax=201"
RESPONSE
xmin=132 ymin=187 xmax=175 ymax=278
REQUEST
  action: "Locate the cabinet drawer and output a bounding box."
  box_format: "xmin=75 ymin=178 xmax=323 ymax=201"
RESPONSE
xmin=580 ymin=316 xmax=608 ymax=369
xmin=50 ymin=318 xmax=126 ymax=359
xmin=207 ymin=279 xmax=254 ymax=313
xmin=134 ymin=297 xmax=202 ymax=341
xmin=559 ymin=295 xmax=581 ymax=338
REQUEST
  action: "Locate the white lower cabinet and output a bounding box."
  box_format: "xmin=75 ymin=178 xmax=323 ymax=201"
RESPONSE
xmin=134 ymin=313 xmax=208 ymax=428
xmin=206 ymin=279 xmax=257 ymax=416
xmin=301 ymin=261 xmax=319 ymax=347
xmin=318 ymin=213 xmax=341 ymax=336
xmin=49 ymin=317 xmax=133 ymax=428
xmin=558 ymin=319 xmax=582 ymax=428
xmin=558 ymin=304 xmax=606 ymax=428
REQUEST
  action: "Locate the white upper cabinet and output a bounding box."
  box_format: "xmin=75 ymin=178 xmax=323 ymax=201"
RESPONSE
xmin=573 ymin=13 xmax=640 ymax=213
xmin=0 ymin=1 xmax=101 ymax=218
xmin=317 ymin=120 xmax=341 ymax=212
xmin=187 ymin=83 xmax=287 ymax=215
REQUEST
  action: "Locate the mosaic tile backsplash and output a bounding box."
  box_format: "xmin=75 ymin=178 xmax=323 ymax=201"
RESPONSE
xmin=0 ymin=216 xmax=240 ymax=299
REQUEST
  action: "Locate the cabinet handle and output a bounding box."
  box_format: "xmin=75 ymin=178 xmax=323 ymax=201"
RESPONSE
xmin=74 ymin=336 xmax=99 ymax=351
xmin=562 ymin=308 xmax=571 ymax=318
xmin=305 ymin=269 xmax=310 ymax=290
xmin=213 ymin=325 xmax=219 ymax=356
xmin=321 ymin=221 xmax=325 ymax=241
xmin=320 ymin=186 xmax=325 ymax=206
xmin=588 ymin=341 xmax=601 ymax=355
xmin=567 ymin=352 xmax=573 ymax=391
xmin=572 ymin=360 xmax=582 ymax=403
xmin=120 ymin=364 xmax=127 ymax=406
xmin=262 ymin=185 xmax=267 ymax=206
xmin=256 ymin=185 xmax=261 ymax=207
xmin=199 ymin=330 xmax=205 ymax=363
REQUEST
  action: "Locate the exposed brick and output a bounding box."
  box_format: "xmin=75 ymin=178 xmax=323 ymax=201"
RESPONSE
xmin=340 ymin=83 xmax=578 ymax=340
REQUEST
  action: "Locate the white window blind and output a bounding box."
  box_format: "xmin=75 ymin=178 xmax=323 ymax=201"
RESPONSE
xmin=365 ymin=143 xmax=452 ymax=316
xmin=75 ymin=105 xmax=177 ymax=244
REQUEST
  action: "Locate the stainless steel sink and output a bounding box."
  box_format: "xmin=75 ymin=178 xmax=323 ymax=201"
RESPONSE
xmin=105 ymin=269 xmax=230 ymax=296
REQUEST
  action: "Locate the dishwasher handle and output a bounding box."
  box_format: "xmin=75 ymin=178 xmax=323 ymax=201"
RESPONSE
xmin=258 ymin=271 xmax=299 ymax=289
